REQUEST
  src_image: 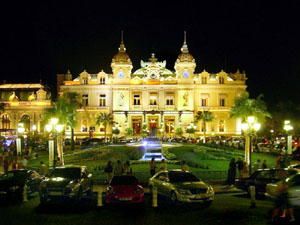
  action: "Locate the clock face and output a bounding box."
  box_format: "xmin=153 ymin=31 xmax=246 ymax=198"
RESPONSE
xmin=183 ymin=71 xmax=189 ymax=78
xmin=150 ymin=73 xmax=157 ymax=79
xmin=118 ymin=72 xmax=125 ymax=79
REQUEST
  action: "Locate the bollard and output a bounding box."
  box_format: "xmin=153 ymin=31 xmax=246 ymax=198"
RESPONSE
xmin=249 ymin=186 xmax=256 ymax=208
xmin=97 ymin=186 xmax=103 ymax=207
xmin=152 ymin=187 xmax=158 ymax=207
xmin=23 ymin=184 xmax=28 ymax=202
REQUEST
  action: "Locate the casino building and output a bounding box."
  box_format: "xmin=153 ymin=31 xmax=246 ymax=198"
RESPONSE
xmin=58 ymin=34 xmax=247 ymax=139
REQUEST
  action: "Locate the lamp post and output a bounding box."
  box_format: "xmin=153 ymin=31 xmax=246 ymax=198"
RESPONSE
xmin=241 ymin=116 xmax=261 ymax=174
xmin=112 ymin=123 xmax=121 ymax=143
xmin=17 ymin=123 xmax=25 ymax=156
xmin=283 ymin=120 xmax=293 ymax=159
xmin=186 ymin=122 xmax=197 ymax=138
xmin=45 ymin=118 xmax=64 ymax=168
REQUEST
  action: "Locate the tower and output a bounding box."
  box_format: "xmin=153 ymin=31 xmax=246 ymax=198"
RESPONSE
xmin=174 ymin=31 xmax=196 ymax=84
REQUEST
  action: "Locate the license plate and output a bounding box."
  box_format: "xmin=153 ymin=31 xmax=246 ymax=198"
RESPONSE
xmin=119 ymin=197 xmax=131 ymax=201
xmin=49 ymin=192 xmax=62 ymax=196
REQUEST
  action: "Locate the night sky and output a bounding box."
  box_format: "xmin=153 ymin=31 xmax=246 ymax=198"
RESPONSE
xmin=2 ymin=1 xmax=300 ymax=108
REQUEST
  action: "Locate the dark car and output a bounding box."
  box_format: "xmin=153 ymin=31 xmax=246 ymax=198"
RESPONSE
xmin=106 ymin=175 xmax=144 ymax=204
xmin=235 ymin=168 xmax=299 ymax=195
xmin=0 ymin=169 xmax=43 ymax=200
xmin=39 ymin=166 xmax=93 ymax=204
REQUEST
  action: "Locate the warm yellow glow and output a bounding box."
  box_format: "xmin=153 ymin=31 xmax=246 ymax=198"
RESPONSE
xmin=51 ymin=118 xmax=58 ymax=125
xmin=241 ymin=123 xmax=249 ymax=131
xmin=17 ymin=127 xmax=25 ymax=133
xmin=55 ymin=124 xmax=64 ymax=133
xmin=45 ymin=124 xmax=52 ymax=132
xmin=18 ymin=123 xmax=24 ymax=127
xmin=253 ymin=123 xmax=261 ymax=131
xmin=32 ymin=124 xmax=37 ymax=131
xmin=284 ymin=120 xmax=290 ymax=125
xmin=247 ymin=116 xmax=255 ymax=124
xmin=284 ymin=124 xmax=293 ymax=131
xmin=270 ymin=129 xmax=274 ymax=133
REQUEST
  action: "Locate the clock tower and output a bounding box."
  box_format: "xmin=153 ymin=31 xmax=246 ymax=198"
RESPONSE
xmin=111 ymin=32 xmax=133 ymax=85
xmin=175 ymin=31 xmax=196 ymax=85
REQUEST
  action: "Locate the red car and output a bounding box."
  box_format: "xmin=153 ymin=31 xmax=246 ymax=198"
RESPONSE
xmin=106 ymin=175 xmax=144 ymax=204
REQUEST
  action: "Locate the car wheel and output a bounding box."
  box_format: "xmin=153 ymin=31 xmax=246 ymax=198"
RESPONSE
xmin=170 ymin=191 xmax=177 ymax=205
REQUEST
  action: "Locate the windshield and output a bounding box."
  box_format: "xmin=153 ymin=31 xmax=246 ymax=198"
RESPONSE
xmin=110 ymin=176 xmax=139 ymax=185
xmin=169 ymin=172 xmax=200 ymax=183
xmin=51 ymin=168 xmax=81 ymax=179
xmin=1 ymin=171 xmax=28 ymax=179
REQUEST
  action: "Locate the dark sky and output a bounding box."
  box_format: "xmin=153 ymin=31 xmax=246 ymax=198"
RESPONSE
xmin=2 ymin=1 xmax=300 ymax=107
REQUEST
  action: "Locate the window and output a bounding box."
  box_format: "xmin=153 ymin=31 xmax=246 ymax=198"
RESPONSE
xmin=1 ymin=115 xmax=10 ymax=129
xmin=82 ymin=94 xmax=88 ymax=107
xmin=81 ymin=77 xmax=88 ymax=84
xmin=219 ymin=76 xmax=225 ymax=84
xmin=133 ymin=94 xmax=141 ymax=105
xmin=202 ymin=76 xmax=207 ymax=84
xmin=100 ymin=77 xmax=105 ymax=84
xmin=201 ymin=122 xmax=205 ymax=132
xmin=81 ymin=120 xmax=88 ymax=132
xmin=99 ymin=94 xmax=106 ymax=106
xmin=99 ymin=123 xmax=104 ymax=132
xmin=166 ymin=93 xmax=174 ymax=105
xmin=219 ymin=120 xmax=225 ymax=132
xmin=220 ymin=98 xmax=225 ymax=106
xmin=201 ymin=98 xmax=207 ymax=106
xmin=150 ymin=94 xmax=157 ymax=105
xmin=165 ymin=118 xmax=175 ymax=134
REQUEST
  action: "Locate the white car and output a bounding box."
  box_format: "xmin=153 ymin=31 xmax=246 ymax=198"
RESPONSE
xmin=265 ymin=173 xmax=300 ymax=206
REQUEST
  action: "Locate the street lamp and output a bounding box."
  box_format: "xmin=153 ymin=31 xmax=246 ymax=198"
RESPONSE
xmin=112 ymin=123 xmax=121 ymax=143
xmin=17 ymin=123 xmax=25 ymax=156
xmin=241 ymin=116 xmax=261 ymax=174
xmin=46 ymin=118 xmax=64 ymax=168
xmin=283 ymin=120 xmax=293 ymax=158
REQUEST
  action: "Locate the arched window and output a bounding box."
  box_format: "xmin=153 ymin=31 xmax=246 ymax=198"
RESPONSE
xmin=20 ymin=115 xmax=31 ymax=131
xmin=1 ymin=115 xmax=10 ymax=129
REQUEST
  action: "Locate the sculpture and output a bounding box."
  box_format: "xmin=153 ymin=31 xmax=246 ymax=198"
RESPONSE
xmin=183 ymin=91 xmax=189 ymax=106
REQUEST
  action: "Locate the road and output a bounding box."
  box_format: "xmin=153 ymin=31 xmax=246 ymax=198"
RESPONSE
xmin=2 ymin=191 xmax=297 ymax=225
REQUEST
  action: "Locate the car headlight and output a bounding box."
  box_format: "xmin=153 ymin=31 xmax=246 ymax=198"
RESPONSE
xmin=9 ymin=186 xmax=20 ymax=192
xmin=177 ymin=189 xmax=192 ymax=195
xmin=207 ymin=185 xmax=214 ymax=194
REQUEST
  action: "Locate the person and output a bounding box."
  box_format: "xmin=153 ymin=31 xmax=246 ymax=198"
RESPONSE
xmin=124 ymin=160 xmax=132 ymax=174
xmin=113 ymin=160 xmax=124 ymax=175
xmin=240 ymin=161 xmax=249 ymax=178
xmin=160 ymin=159 xmax=167 ymax=171
xmin=227 ymin=158 xmax=236 ymax=186
xmin=236 ymin=156 xmax=244 ymax=177
xmin=3 ymin=157 xmax=9 ymax=173
xmin=261 ymin=159 xmax=267 ymax=169
xmin=150 ymin=158 xmax=156 ymax=177
xmin=12 ymin=158 xmax=21 ymax=170
xmin=104 ymin=160 xmax=113 ymax=182
xmin=20 ymin=156 xmax=29 ymax=169
xmin=39 ymin=161 xmax=48 ymax=176
xmin=253 ymin=159 xmax=261 ymax=171
xmin=272 ymin=179 xmax=295 ymax=222
xmin=181 ymin=160 xmax=189 ymax=172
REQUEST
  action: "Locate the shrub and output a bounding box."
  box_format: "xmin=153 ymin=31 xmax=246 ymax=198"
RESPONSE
xmin=126 ymin=146 xmax=145 ymax=160
xmin=162 ymin=148 xmax=177 ymax=160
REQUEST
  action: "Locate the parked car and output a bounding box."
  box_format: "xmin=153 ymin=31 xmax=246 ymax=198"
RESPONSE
xmin=265 ymin=172 xmax=300 ymax=206
xmin=0 ymin=169 xmax=43 ymax=200
xmin=235 ymin=168 xmax=299 ymax=195
xmin=106 ymin=175 xmax=144 ymax=204
xmin=292 ymin=147 xmax=300 ymax=160
xmin=148 ymin=170 xmax=214 ymax=205
xmin=39 ymin=166 xmax=93 ymax=204
xmin=288 ymin=164 xmax=300 ymax=170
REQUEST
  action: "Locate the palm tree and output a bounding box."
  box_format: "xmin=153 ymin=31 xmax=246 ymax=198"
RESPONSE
xmin=64 ymin=93 xmax=80 ymax=151
xmin=230 ymin=93 xmax=271 ymax=123
xmin=195 ymin=110 xmax=215 ymax=143
xmin=96 ymin=112 xmax=114 ymax=142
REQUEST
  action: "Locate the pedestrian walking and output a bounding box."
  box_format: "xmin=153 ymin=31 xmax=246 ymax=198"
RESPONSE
xmin=227 ymin=158 xmax=236 ymax=186
xmin=236 ymin=156 xmax=244 ymax=177
xmin=253 ymin=159 xmax=261 ymax=171
xmin=39 ymin=161 xmax=48 ymax=176
xmin=181 ymin=160 xmax=189 ymax=172
xmin=261 ymin=159 xmax=267 ymax=169
xmin=150 ymin=158 xmax=156 ymax=177
xmin=113 ymin=160 xmax=124 ymax=175
xmin=104 ymin=160 xmax=113 ymax=182
xmin=124 ymin=160 xmax=132 ymax=174
xmin=160 ymin=159 xmax=167 ymax=171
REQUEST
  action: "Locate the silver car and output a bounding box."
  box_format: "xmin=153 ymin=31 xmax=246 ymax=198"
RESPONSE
xmin=149 ymin=170 xmax=214 ymax=205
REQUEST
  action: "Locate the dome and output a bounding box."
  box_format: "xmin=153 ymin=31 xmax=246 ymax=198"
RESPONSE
xmin=177 ymin=52 xmax=194 ymax=62
xmin=112 ymin=51 xmax=131 ymax=63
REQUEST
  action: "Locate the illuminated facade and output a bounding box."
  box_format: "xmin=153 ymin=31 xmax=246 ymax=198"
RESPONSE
xmin=0 ymin=83 xmax=51 ymax=134
xmin=59 ymin=34 xmax=247 ymax=138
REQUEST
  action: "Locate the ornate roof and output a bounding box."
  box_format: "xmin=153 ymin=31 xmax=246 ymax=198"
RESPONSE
xmin=112 ymin=32 xmax=132 ymax=64
xmin=176 ymin=31 xmax=194 ymax=63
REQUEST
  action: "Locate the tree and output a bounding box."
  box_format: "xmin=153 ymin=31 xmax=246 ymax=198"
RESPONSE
xmin=230 ymin=93 xmax=271 ymax=123
xmin=195 ymin=110 xmax=215 ymax=143
xmin=64 ymin=93 xmax=80 ymax=151
xmin=96 ymin=112 xmax=114 ymax=142
xmin=125 ymin=127 xmax=134 ymax=137
xmin=186 ymin=127 xmax=195 ymax=137
xmin=175 ymin=127 xmax=183 ymax=137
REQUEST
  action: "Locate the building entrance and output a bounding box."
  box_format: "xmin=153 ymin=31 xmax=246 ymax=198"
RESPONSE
xmin=132 ymin=117 xmax=142 ymax=135
xmin=148 ymin=117 xmax=158 ymax=137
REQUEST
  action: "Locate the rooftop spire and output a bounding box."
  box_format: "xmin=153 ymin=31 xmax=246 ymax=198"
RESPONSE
xmin=181 ymin=31 xmax=189 ymax=54
xmin=119 ymin=30 xmax=126 ymax=52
